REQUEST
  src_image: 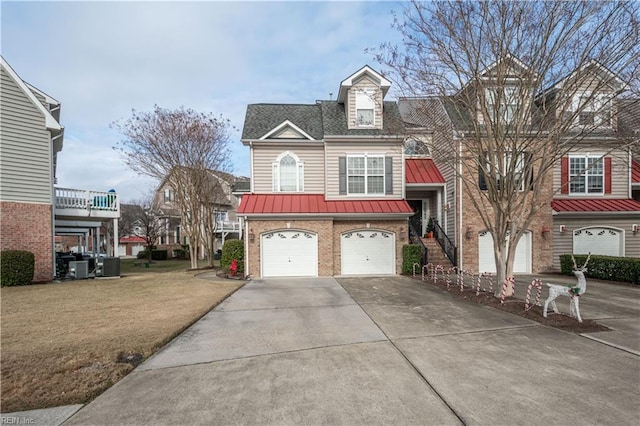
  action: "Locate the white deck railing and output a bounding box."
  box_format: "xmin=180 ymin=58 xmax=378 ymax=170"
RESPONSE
xmin=215 ymin=220 xmax=241 ymax=233
xmin=55 ymin=187 xmax=119 ymax=214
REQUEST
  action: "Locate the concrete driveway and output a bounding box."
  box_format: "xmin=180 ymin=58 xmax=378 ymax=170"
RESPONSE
xmin=59 ymin=275 xmax=639 ymax=425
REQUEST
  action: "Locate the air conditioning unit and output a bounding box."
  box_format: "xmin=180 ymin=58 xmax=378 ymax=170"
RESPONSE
xmin=68 ymin=261 xmax=89 ymax=279
xmin=97 ymin=257 xmax=120 ymax=277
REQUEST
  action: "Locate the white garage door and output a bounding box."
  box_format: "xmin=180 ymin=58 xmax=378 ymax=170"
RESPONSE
xmin=573 ymin=227 xmax=622 ymax=256
xmin=261 ymin=230 xmax=317 ymax=277
xmin=478 ymin=231 xmax=531 ymax=274
xmin=341 ymin=230 xmax=395 ymax=275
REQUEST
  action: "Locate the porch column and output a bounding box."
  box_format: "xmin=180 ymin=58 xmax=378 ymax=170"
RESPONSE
xmin=113 ymin=218 xmax=119 ymax=257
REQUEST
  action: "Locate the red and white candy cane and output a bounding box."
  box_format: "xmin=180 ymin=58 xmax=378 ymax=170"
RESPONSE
xmin=446 ymin=267 xmax=454 ymax=289
xmin=500 ymin=276 xmax=516 ymax=305
xmin=422 ymin=264 xmax=430 ymax=281
xmin=434 ymin=264 xmax=444 ymax=283
xmin=412 ymin=263 xmax=421 ymax=278
xmin=475 ymin=273 xmax=482 ymax=296
xmin=457 ymin=268 xmax=466 ymax=292
xmin=525 ymin=278 xmax=543 ymax=311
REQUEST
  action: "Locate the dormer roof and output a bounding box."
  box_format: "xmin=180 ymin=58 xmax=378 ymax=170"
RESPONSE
xmin=337 ymin=65 xmax=391 ymax=103
xmin=543 ymin=59 xmax=625 ymax=96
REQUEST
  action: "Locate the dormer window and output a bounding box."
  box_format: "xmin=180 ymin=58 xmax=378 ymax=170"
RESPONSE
xmin=486 ymin=87 xmax=519 ymax=123
xmin=272 ymin=152 xmax=304 ymax=192
xmin=573 ymin=93 xmax=611 ymax=127
xmin=356 ymin=89 xmax=375 ymax=126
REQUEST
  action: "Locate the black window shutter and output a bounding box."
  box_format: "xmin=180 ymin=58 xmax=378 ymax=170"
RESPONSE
xmin=478 ymin=152 xmax=487 ymax=190
xmin=339 ymin=157 xmax=347 ymax=195
xmin=526 ymin=152 xmax=534 ymax=190
xmin=385 ymin=157 xmax=393 ymax=194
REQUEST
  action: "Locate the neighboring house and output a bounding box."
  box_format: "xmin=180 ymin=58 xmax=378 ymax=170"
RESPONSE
xmin=0 ymin=56 xmax=119 ymax=282
xmin=239 ymin=66 xmax=414 ymax=278
xmin=398 ymin=57 xmax=640 ymax=274
xmin=118 ymin=235 xmax=146 ymax=257
xmin=239 ymin=62 xmax=639 ymax=278
xmin=153 ymin=170 xmax=248 ymax=257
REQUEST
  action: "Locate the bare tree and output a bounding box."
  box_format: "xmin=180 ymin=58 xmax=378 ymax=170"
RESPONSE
xmin=129 ymin=196 xmax=163 ymax=264
xmin=113 ymin=106 xmax=234 ymax=269
xmin=374 ymin=0 xmax=640 ymax=294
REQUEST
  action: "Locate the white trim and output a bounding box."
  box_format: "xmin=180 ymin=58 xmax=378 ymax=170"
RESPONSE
xmin=1 ymin=56 xmax=62 ymax=131
xmin=272 ymin=151 xmax=304 ymax=192
xmin=337 ymin=65 xmax=391 ymax=103
xmin=259 ymin=120 xmax=315 ymax=140
xmin=346 ymin=154 xmax=385 ymax=195
xmin=26 ymin=82 xmax=59 ymax=105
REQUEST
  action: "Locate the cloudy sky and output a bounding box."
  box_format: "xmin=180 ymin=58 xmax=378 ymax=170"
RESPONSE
xmin=2 ymin=0 xmax=404 ymax=202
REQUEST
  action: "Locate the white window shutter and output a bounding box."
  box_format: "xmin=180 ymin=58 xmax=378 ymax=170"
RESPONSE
xmin=298 ymin=162 xmax=304 ymax=192
xmin=272 ymin=162 xmax=279 ymax=192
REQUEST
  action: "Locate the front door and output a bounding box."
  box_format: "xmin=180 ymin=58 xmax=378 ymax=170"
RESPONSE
xmin=408 ymin=200 xmax=422 ymax=236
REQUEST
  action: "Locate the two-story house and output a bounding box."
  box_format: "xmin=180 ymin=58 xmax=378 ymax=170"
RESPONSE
xmin=1 ymin=56 xmax=120 ymax=282
xmin=153 ymin=169 xmax=247 ymax=257
xmin=238 ymin=66 xmax=414 ymax=277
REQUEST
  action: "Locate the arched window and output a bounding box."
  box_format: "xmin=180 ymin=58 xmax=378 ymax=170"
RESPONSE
xmin=273 ymin=152 xmax=304 ymax=192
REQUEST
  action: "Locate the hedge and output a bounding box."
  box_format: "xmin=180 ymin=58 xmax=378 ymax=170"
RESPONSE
xmin=560 ymin=254 xmax=640 ymax=284
xmin=1 ymin=250 xmax=35 ymax=287
xmin=402 ymin=244 xmax=423 ymax=275
xmin=221 ymin=239 xmax=244 ymax=274
xmin=136 ymin=250 xmax=168 ymax=260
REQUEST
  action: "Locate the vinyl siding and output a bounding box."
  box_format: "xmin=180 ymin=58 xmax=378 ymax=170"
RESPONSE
xmin=553 ymin=147 xmax=629 ymax=198
xmin=347 ymin=76 xmax=383 ymax=130
xmin=325 ymin=141 xmax=402 ymax=199
xmin=252 ymin=144 xmax=325 ymax=193
xmin=552 ymin=217 xmax=640 ymax=270
xmin=0 ymin=67 xmax=53 ymax=203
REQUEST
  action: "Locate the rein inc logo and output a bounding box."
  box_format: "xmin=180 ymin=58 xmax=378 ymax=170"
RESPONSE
xmin=1 ymin=417 xmax=34 ymax=425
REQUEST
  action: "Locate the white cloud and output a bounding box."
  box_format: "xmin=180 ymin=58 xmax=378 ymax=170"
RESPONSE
xmin=2 ymin=1 xmax=402 ymax=201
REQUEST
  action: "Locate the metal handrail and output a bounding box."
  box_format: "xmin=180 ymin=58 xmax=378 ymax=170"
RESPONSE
xmin=432 ymin=218 xmax=457 ymax=266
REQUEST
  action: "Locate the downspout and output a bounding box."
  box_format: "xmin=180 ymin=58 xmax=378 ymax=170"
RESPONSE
xmin=50 ymin=131 xmax=63 ymax=279
xmin=457 ymin=134 xmax=464 ymax=270
xmin=244 ymin=216 xmax=249 ymax=278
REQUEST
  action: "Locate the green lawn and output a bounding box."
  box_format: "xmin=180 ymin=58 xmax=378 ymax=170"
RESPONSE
xmin=119 ymin=257 xmax=220 ymax=275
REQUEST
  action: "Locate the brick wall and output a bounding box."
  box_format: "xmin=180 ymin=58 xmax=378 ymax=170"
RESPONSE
xmin=0 ymin=201 xmax=53 ymax=282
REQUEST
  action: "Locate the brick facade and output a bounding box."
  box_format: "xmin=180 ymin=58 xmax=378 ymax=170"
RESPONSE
xmin=245 ymin=218 xmax=407 ymax=277
xmin=0 ymin=201 xmax=53 ymax=282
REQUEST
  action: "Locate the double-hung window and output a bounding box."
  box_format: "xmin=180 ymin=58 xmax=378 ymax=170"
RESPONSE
xmin=486 ymin=87 xmax=518 ymax=124
xmin=355 ymin=90 xmax=375 ymax=126
xmin=273 ymin=152 xmax=304 ymax=192
xmin=569 ymin=155 xmax=603 ymax=194
xmin=573 ymin=93 xmax=611 ymax=127
xmin=347 ymin=155 xmax=384 ymax=194
xmin=479 ymin=151 xmax=529 ymax=191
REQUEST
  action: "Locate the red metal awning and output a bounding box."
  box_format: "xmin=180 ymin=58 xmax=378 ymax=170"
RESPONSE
xmin=551 ymin=198 xmax=640 ymax=212
xmin=405 ymin=159 xmax=445 ymax=184
xmin=119 ymin=236 xmax=146 ymax=243
xmin=632 ymin=160 xmax=640 ymax=184
xmin=238 ymin=194 xmax=413 ymax=215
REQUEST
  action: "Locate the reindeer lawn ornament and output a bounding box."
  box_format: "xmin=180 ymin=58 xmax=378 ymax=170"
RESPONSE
xmin=543 ymin=253 xmax=591 ymax=323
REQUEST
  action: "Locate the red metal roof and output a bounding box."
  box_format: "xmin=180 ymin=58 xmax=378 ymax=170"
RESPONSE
xmin=405 ymin=159 xmax=445 ymax=184
xmin=551 ymin=198 xmax=640 ymax=212
xmin=238 ymin=194 xmax=413 ymax=215
xmin=632 ymin=160 xmax=640 ymax=184
xmin=119 ymin=235 xmax=146 ymax=243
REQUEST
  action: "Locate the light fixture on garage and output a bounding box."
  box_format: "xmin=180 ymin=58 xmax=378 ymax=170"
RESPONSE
xmin=248 ymin=229 xmax=255 ymax=242
xmin=541 ymin=225 xmax=550 ymax=239
xmin=633 ymin=224 xmax=638 ymax=235
xmin=559 ymin=225 xmax=566 ymax=233
xmin=465 ymin=226 xmax=473 ymax=240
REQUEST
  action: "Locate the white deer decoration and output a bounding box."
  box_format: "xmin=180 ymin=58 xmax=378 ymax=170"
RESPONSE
xmin=543 ymin=253 xmax=591 ymax=323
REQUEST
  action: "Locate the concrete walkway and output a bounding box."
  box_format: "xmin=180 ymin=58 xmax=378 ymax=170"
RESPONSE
xmin=6 ymin=275 xmax=638 ymax=425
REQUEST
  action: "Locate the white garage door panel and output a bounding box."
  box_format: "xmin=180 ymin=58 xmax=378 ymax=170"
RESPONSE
xmin=478 ymin=231 xmax=531 ymax=274
xmin=261 ymin=231 xmax=317 ymax=277
xmin=573 ymin=228 xmax=622 ymax=256
xmin=341 ymin=230 xmax=395 ymax=275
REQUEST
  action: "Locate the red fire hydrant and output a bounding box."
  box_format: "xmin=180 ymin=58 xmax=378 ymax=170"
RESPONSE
xmin=229 ymin=259 xmax=238 ymax=276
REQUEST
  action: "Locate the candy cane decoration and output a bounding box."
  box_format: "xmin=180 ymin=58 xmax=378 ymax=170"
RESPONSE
xmin=525 ymin=279 xmax=543 ymax=311
xmin=421 ymin=264 xmax=430 ymax=282
xmin=475 ymin=273 xmax=482 ymax=296
xmin=500 ymin=276 xmax=516 ymax=305
xmin=412 ymin=263 xmax=421 ymax=278
xmin=446 ymin=267 xmax=454 ymax=289
xmin=457 ymin=268 xmax=465 ymax=292
xmin=434 ymin=265 xmax=444 ymax=283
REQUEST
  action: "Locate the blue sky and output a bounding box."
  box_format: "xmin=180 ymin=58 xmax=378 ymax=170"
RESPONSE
xmin=1 ymin=0 xmax=403 ymax=201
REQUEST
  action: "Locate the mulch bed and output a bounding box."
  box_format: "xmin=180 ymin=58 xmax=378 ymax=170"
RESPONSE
xmin=411 ymin=275 xmax=610 ymax=334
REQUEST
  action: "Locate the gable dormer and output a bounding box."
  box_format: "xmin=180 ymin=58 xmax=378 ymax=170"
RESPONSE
xmin=337 ymin=66 xmax=391 ymax=130
xmin=471 ymin=54 xmax=537 ymax=127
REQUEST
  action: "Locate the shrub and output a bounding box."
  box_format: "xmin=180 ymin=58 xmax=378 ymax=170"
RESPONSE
xmin=136 ymin=250 xmax=148 ymax=260
xmin=221 ymin=239 xmax=244 ymax=274
xmin=402 ymin=244 xmax=423 ymax=274
xmin=1 ymin=250 xmax=35 ymax=287
xmin=151 ymin=250 xmax=167 ymax=261
xmin=559 ymin=254 xmax=640 ymax=284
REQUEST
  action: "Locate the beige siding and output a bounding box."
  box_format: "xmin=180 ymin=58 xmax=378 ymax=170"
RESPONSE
xmin=552 ymin=217 xmax=640 ymax=270
xmin=325 ymin=141 xmax=403 ymax=199
xmin=553 ymin=146 xmax=629 ymax=198
xmin=346 ymin=76 xmax=383 ymax=130
xmin=252 ymin=144 xmax=325 ymax=193
xmin=0 ymin=67 xmax=52 ymax=203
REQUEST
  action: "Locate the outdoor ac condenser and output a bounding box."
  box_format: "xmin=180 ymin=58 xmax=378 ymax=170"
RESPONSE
xmin=100 ymin=257 xmax=121 ymax=277
xmin=68 ymin=261 xmax=89 ymax=279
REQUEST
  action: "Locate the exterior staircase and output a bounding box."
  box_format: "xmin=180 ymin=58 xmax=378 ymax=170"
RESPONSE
xmin=421 ymin=237 xmax=454 ymax=267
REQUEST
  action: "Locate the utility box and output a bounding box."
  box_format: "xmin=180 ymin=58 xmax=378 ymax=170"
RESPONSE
xmin=68 ymin=261 xmax=89 ymax=279
xmin=99 ymin=257 xmax=121 ymax=277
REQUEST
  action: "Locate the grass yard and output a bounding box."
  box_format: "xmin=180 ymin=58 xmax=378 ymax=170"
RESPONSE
xmin=118 ymin=257 xmax=218 ymax=275
xmin=0 ymin=266 xmax=243 ymax=413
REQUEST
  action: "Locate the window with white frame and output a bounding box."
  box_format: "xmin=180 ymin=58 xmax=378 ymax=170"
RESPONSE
xmin=272 ymin=152 xmax=304 ymax=192
xmin=573 ymin=93 xmax=611 ymax=127
xmin=164 ymin=188 xmax=172 ymax=201
xmin=569 ymin=155 xmax=603 ymax=194
xmin=404 ymin=138 xmax=430 ymax=156
xmin=480 ymin=151 xmax=528 ymax=191
xmin=355 ymin=90 xmax=375 ymax=126
xmin=486 ymin=87 xmax=519 ymax=123
xmin=348 ymin=155 xmax=384 ymax=194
